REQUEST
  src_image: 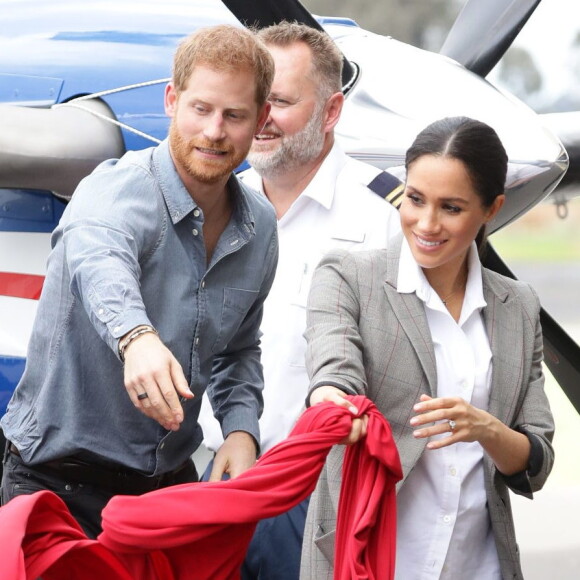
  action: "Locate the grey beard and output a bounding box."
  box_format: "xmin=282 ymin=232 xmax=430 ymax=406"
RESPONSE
xmin=248 ymin=106 xmax=326 ymax=179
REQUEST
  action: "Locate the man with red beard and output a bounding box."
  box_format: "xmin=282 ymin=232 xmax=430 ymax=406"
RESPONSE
xmin=198 ymin=22 xmax=402 ymax=580
xmin=1 ymin=25 xmax=277 ymax=538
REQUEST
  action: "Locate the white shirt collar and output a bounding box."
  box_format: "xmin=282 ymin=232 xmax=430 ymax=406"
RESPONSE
xmin=396 ymin=237 xmax=486 ymax=322
xmin=299 ymin=142 xmax=347 ymax=209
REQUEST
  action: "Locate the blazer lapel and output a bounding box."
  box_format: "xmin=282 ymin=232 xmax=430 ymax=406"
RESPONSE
xmin=383 ymin=241 xmax=438 ymax=396
xmin=482 ymin=269 xmax=523 ymax=424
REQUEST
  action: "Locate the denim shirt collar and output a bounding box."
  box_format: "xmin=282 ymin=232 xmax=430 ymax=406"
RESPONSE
xmin=152 ymin=139 xmax=256 ymax=236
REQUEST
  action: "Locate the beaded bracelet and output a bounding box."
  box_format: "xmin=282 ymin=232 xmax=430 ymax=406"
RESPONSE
xmin=118 ymin=326 xmax=158 ymax=362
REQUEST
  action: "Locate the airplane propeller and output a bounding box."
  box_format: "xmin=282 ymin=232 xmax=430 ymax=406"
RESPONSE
xmin=483 ymin=245 xmax=580 ymax=414
xmin=222 ymin=0 xmax=318 ymax=30
xmin=221 ymin=0 xmax=580 ymax=415
xmin=439 ymin=0 xmax=541 ymax=77
xmin=433 ymin=0 xmax=580 ymax=411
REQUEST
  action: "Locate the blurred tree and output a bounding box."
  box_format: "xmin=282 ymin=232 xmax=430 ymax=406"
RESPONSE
xmin=497 ymin=46 xmax=542 ymax=100
xmin=301 ymin=0 xmax=461 ymax=50
xmin=544 ymin=31 xmax=580 ymax=112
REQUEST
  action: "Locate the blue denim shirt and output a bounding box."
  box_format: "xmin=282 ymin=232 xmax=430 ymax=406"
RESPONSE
xmin=2 ymin=140 xmax=278 ymax=475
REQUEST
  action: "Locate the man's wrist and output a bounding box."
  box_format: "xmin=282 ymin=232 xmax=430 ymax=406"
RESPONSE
xmin=225 ymin=430 xmax=260 ymax=455
xmin=118 ymin=325 xmax=158 ymax=361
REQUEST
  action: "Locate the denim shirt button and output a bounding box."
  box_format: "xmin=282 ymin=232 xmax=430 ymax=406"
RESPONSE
xmin=192 ymin=228 xmax=199 ymax=236
xmin=195 ymin=337 xmax=200 ymax=346
xmin=193 ymin=209 xmax=200 ymax=217
xmin=201 ymin=281 xmax=205 ymax=289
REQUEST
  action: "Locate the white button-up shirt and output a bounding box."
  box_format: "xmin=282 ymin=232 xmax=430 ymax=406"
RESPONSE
xmin=199 ymin=143 xmax=401 ymax=452
xmin=394 ymin=239 xmax=501 ymax=580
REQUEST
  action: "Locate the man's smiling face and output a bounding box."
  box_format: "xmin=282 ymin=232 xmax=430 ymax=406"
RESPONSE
xmin=247 ymin=42 xmax=326 ymax=177
xmin=165 ymin=64 xmax=266 ymax=187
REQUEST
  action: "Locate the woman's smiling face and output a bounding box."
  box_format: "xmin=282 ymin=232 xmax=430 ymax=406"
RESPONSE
xmin=400 ymin=154 xmax=504 ymax=273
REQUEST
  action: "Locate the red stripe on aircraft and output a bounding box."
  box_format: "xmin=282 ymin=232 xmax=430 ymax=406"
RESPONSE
xmin=0 ymin=272 xmax=44 ymax=299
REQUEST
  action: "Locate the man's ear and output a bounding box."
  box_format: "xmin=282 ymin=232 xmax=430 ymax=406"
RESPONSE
xmin=164 ymin=82 xmax=178 ymax=117
xmin=255 ymin=101 xmax=271 ymax=135
xmin=323 ymin=91 xmax=344 ymax=133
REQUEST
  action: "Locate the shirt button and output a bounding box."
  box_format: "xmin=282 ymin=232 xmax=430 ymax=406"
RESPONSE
xmin=193 ymin=209 xmax=200 ymax=217
xmin=114 ymin=326 xmax=121 ymax=333
xmin=201 ymin=281 xmax=205 ymax=289
xmin=195 ymin=337 xmax=200 ymax=346
xmin=65 ymin=484 xmax=72 ymax=491
xmin=443 ymin=515 xmax=452 ymax=524
xmin=160 ymin=442 xmax=165 ymax=450
xmin=449 ymin=466 xmax=457 ymax=477
xmin=192 ymin=228 xmax=199 ymax=236
xmin=98 ymin=308 xmax=104 ymax=315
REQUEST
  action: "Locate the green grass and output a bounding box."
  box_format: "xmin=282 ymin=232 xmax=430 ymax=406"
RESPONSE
xmin=492 ymin=228 xmax=580 ymax=261
xmin=490 ymin=200 xmax=580 ymax=262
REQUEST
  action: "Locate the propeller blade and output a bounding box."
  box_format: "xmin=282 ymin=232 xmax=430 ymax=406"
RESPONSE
xmin=221 ymin=0 xmax=356 ymax=90
xmin=222 ymin=0 xmax=319 ymax=29
xmin=483 ymin=244 xmax=580 ymax=415
xmin=440 ymin=0 xmax=541 ymax=77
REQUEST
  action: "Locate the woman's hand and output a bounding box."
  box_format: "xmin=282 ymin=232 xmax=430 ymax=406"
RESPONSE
xmin=410 ymin=394 xmax=530 ymax=475
xmin=309 ymin=385 xmax=368 ymax=445
xmin=410 ymin=393 xmax=493 ymax=449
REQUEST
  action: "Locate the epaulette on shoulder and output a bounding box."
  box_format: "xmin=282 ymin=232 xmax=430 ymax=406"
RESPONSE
xmin=367 ymin=171 xmax=405 ymax=209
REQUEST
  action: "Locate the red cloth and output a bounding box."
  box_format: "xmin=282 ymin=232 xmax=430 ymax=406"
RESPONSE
xmin=335 ymin=400 xmax=402 ymax=580
xmin=0 ymin=396 xmax=402 ymax=580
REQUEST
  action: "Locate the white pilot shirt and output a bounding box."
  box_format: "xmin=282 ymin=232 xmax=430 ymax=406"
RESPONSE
xmin=395 ymin=239 xmax=501 ymax=580
xmin=199 ymin=143 xmax=401 ymax=453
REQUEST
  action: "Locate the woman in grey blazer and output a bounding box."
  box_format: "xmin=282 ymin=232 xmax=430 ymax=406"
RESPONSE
xmin=300 ymin=117 xmax=555 ymax=580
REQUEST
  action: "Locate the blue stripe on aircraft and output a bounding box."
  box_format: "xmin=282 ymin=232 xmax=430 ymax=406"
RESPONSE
xmin=0 ymin=188 xmax=66 ymax=233
xmin=0 ymin=355 xmax=25 ymax=416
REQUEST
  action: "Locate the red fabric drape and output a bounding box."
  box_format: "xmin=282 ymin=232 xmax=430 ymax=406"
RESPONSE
xmin=0 ymin=396 xmax=402 ymax=580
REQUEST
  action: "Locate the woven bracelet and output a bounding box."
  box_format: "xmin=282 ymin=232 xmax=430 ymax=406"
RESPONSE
xmin=119 ymin=326 xmax=158 ymax=362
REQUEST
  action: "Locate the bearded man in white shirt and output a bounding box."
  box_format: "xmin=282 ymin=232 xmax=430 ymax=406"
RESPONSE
xmin=198 ymin=21 xmax=401 ymax=580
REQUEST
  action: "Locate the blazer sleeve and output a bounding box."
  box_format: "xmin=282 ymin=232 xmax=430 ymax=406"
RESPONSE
xmin=305 ymin=250 xmax=368 ymax=399
xmin=503 ymin=284 xmax=555 ymax=496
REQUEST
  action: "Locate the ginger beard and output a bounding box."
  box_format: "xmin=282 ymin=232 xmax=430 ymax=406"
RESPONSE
xmin=169 ymin=119 xmax=247 ymax=184
xmin=247 ymin=99 xmax=326 ymax=178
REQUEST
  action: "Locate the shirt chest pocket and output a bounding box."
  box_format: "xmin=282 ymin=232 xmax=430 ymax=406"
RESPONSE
xmin=291 ymin=231 xmax=366 ymax=309
xmin=211 ymin=287 xmax=259 ymax=354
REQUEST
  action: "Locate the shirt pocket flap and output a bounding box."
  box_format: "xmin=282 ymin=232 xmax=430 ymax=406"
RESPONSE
xmin=329 ymin=228 xmax=366 ymax=244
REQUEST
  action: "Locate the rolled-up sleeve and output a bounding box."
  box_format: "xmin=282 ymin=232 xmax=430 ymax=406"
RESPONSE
xmin=503 ymin=292 xmax=555 ymax=497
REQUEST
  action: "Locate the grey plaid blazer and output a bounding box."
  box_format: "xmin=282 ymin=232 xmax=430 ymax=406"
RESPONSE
xmin=300 ymin=238 xmax=555 ymax=580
